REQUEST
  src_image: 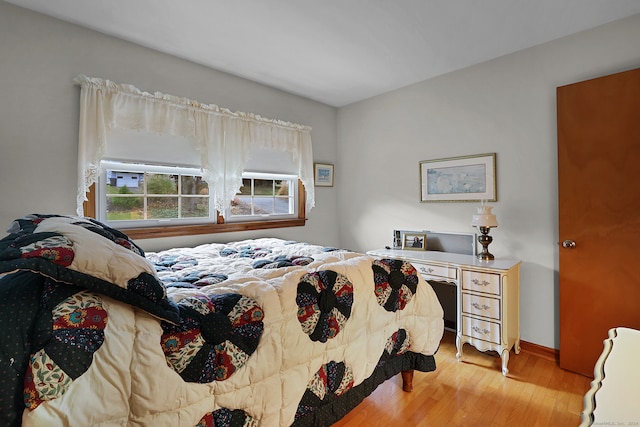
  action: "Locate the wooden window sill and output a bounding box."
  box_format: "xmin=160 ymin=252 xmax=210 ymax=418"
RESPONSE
xmin=121 ymin=218 xmax=306 ymax=240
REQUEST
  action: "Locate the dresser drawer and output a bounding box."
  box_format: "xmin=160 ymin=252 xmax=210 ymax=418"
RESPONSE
xmin=413 ymin=262 xmax=457 ymax=281
xmin=462 ymin=270 xmax=500 ymax=295
xmin=461 ymin=316 xmax=501 ymax=344
xmin=462 ymin=293 xmax=500 ymax=320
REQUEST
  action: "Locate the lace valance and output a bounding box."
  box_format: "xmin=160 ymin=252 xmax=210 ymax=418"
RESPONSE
xmin=74 ymin=74 xmax=315 ymax=217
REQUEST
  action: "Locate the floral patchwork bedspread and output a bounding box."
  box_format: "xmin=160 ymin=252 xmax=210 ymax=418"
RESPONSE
xmin=0 ymin=215 xmax=444 ymax=427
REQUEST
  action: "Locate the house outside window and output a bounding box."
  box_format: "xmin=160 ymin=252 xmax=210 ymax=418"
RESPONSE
xmin=99 ymin=161 xmax=213 ymax=228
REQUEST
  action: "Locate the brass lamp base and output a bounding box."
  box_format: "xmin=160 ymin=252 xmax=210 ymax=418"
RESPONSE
xmin=477 ymin=226 xmax=495 ymax=261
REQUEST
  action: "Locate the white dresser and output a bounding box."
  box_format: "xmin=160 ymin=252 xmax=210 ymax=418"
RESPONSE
xmin=367 ymin=248 xmax=521 ymax=375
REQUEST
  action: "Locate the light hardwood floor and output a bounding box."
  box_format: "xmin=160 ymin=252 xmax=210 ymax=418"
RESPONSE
xmin=333 ymin=331 xmax=592 ymax=427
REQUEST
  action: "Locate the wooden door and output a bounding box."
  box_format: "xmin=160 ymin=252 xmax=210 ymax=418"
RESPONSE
xmin=557 ymin=68 xmax=640 ymax=376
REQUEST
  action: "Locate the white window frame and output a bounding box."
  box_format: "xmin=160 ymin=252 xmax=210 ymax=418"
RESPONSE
xmin=225 ymin=172 xmax=299 ymax=222
xmin=98 ymin=160 xmax=216 ymax=229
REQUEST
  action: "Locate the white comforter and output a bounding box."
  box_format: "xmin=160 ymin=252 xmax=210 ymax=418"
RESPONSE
xmin=22 ymin=238 xmax=443 ymax=426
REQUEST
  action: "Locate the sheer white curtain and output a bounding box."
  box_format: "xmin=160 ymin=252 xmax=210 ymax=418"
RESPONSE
xmin=74 ymin=75 xmax=315 ymax=217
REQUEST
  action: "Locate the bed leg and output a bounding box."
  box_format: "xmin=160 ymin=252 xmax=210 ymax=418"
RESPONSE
xmin=401 ymin=370 xmax=414 ymax=392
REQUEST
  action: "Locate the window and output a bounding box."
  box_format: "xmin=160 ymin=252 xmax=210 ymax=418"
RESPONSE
xmin=98 ymin=161 xmax=214 ymax=228
xmin=76 ymin=76 xmax=315 ymax=240
xmin=228 ymin=173 xmax=298 ymax=221
xmin=88 ymin=161 xmax=306 ymax=239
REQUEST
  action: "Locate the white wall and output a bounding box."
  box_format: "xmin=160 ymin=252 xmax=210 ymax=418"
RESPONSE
xmin=0 ymin=2 xmax=338 ymax=252
xmin=337 ymin=14 xmax=640 ymax=349
xmin=3 ymin=1 xmax=639 ymax=349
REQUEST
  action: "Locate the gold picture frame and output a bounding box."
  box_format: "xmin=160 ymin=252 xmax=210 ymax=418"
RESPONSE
xmin=402 ymin=232 xmax=427 ymax=251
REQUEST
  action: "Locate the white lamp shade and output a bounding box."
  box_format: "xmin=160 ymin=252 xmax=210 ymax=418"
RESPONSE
xmin=471 ymin=206 xmax=498 ymax=227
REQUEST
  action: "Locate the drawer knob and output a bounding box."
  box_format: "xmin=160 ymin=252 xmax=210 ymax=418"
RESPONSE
xmin=472 ymin=278 xmax=490 ymax=286
xmin=472 ymin=302 xmax=490 ymax=311
xmin=421 ymin=267 xmax=434 ymax=273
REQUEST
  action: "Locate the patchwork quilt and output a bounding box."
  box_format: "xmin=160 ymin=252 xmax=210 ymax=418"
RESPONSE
xmin=0 ymin=214 xmax=444 ymax=427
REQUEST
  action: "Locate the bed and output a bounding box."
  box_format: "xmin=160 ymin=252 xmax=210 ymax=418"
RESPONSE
xmin=0 ymin=214 xmax=444 ymax=427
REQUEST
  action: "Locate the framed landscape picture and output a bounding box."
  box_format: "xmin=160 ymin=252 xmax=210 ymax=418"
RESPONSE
xmin=419 ymin=153 xmax=496 ymax=202
xmin=314 ymin=163 xmax=334 ymax=187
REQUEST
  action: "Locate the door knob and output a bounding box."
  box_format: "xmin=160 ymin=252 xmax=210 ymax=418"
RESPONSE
xmin=562 ymin=240 xmax=576 ymax=249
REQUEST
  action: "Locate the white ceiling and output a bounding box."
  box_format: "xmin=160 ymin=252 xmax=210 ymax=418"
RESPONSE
xmin=7 ymin=0 xmax=640 ymax=106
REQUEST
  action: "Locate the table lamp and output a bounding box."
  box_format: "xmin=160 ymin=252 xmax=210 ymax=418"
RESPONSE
xmin=471 ymin=205 xmax=498 ymax=260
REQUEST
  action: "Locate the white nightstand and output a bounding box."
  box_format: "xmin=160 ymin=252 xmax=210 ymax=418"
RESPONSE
xmin=367 ymin=248 xmax=521 ymax=375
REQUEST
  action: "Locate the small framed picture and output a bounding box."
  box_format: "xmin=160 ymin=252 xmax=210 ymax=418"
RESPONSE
xmin=393 ymin=230 xmax=403 ymax=248
xmin=314 ymin=163 xmax=334 ymax=187
xmin=402 ymin=232 xmax=427 ymax=251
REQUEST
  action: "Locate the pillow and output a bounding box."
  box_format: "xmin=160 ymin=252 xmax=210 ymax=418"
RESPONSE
xmin=0 ymin=214 xmax=179 ymax=323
